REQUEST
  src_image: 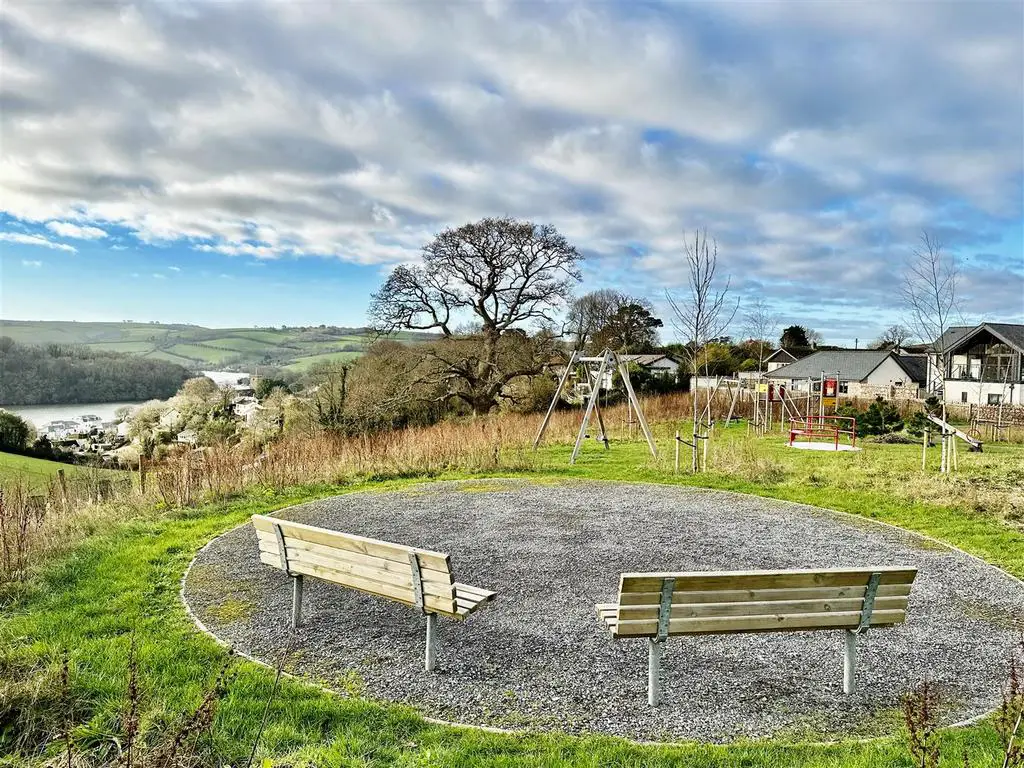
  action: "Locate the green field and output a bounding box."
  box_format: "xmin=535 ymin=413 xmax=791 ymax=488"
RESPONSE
xmin=0 ymin=320 xmax=438 ymax=371
xmin=0 ymin=451 xmax=120 ymax=486
xmin=284 ymin=349 xmax=364 ymax=371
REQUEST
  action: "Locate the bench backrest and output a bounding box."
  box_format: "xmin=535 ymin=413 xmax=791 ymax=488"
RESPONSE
xmin=252 ymin=515 xmax=458 ymax=617
xmin=613 ymin=566 xmax=916 ymax=639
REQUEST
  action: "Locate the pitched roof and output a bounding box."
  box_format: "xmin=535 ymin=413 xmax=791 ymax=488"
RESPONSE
xmin=764 ymin=349 xmax=915 ymax=382
xmin=896 ymin=355 xmax=928 ymax=384
xmin=764 ymin=348 xmax=797 ymax=363
xmin=620 ymin=354 xmax=679 ymax=366
xmin=930 ymin=323 xmax=1024 ymax=353
xmin=929 ymin=326 xmax=974 ymax=352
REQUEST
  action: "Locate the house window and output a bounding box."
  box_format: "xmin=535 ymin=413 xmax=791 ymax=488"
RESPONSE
xmin=988 ymin=393 xmax=1002 ymax=405
xmin=961 ymin=392 xmax=968 ymax=403
xmin=838 ymin=382 xmax=849 ymax=394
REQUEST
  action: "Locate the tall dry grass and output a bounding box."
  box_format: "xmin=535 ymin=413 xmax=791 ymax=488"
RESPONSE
xmin=2 ymin=389 xmax=1021 ymax=590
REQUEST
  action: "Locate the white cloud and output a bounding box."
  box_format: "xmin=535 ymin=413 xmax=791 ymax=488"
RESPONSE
xmin=45 ymin=221 xmax=107 ymax=239
xmin=0 ymin=231 xmax=76 ymax=253
xmin=152 ymin=273 xmax=165 ymax=279
xmin=168 ymin=265 xmax=181 ymax=271
xmin=21 ymin=259 xmax=43 ymax=267
xmin=0 ymin=0 xmax=1021 ymax=323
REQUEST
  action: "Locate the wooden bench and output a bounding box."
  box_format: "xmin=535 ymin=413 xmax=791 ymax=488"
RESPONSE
xmin=252 ymin=514 xmax=497 ymax=671
xmin=597 ymin=566 xmax=917 ymax=705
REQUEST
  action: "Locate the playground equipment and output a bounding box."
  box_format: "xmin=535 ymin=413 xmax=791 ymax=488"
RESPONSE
xmin=925 ymin=413 xmax=982 ymax=452
xmin=788 ymin=415 xmax=859 ymax=452
xmin=533 ymin=349 xmax=657 ymax=465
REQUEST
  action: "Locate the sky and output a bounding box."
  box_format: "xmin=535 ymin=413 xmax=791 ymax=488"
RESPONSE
xmin=1 ymin=0 xmax=1022 ymax=347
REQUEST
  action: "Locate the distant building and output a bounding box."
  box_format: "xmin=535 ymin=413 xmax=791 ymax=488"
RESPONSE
xmin=928 ymin=323 xmax=1024 ymax=406
xmin=763 ymin=348 xmax=805 ymax=372
xmin=202 ymin=370 xmax=254 ymax=394
xmin=765 ymin=349 xmax=925 ymax=398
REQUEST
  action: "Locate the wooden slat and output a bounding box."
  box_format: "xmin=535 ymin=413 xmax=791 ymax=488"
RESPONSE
xmin=453 ymin=583 xmax=496 ymax=603
xmin=615 ymin=596 xmax=908 ymax=621
xmin=450 ymin=585 xmax=493 ymax=606
xmin=617 ymin=583 xmax=912 ymax=606
xmin=251 ymin=515 xmax=450 ymax=571
xmin=620 ymin=567 xmax=917 ymax=594
xmin=258 ymin=546 xmax=455 ymax=600
xmin=256 ymin=537 xmax=453 ymax=591
xmin=258 ymin=553 xmax=459 ymax=616
xmin=612 ymin=609 xmax=907 ymax=637
xmin=256 ymin=532 xmax=452 ymax=582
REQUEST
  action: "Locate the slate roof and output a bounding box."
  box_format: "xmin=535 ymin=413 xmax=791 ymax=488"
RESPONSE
xmin=764 ymin=349 xmax=916 ymax=383
xmin=764 ymin=348 xmax=798 ymax=363
xmin=620 ymin=354 xmax=680 ymax=366
xmin=930 ymin=323 xmax=1024 ymax=353
xmin=896 ymin=355 xmax=928 ymax=385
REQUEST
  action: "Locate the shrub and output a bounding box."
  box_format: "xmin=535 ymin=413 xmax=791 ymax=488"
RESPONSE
xmin=0 ymin=411 xmax=32 ymax=453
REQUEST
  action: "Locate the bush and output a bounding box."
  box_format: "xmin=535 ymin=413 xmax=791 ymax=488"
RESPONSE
xmin=839 ymin=397 xmax=904 ymax=436
xmin=0 ymin=411 xmax=32 ymax=453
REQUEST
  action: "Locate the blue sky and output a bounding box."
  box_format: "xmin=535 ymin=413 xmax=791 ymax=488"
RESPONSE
xmin=1 ymin=0 xmax=1022 ymax=345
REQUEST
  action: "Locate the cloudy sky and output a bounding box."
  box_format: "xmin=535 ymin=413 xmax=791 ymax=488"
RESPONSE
xmin=1 ymin=0 xmax=1022 ymax=345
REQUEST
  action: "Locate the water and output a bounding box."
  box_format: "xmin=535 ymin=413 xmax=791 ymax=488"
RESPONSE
xmin=2 ymin=401 xmax=144 ymax=429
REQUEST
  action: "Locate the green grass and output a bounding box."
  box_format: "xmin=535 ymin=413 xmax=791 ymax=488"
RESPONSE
xmin=2 ymin=430 xmax=1021 ymax=766
xmin=1 ymin=321 xmax=440 ymax=371
xmin=82 ymin=341 xmax=159 ymax=353
xmin=284 ymin=350 xmax=364 ymax=371
xmin=166 ymin=343 xmax=239 ymax=364
xmin=0 ymin=452 xmax=101 ymax=483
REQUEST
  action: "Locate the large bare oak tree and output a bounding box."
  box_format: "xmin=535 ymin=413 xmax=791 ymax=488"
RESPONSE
xmin=368 ymin=217 xmax=582 ymax=414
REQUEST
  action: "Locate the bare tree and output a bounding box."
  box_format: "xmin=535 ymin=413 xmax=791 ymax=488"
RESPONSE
xmin=872 ymin=324 xmax=915 ymax=350
xmin=564 ymin=289 xmax=629 ymax=352
xmin=742 ymin=297 xmax=780 ymax=372
xmin=665 ymin=229 xmax=738 ymax=472
xmin=900 ymin=231 xmax=959 ymax=472
xmin=368 ymin=217 xmax=582 ymax=414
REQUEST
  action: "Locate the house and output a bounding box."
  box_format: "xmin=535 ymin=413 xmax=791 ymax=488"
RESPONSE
xmin=927 ymin=323 xmax=1024 ymax=406
xmin=618 ymin=354 xmax=682 ymax=379
xmin=763 ymin=348 xmax=805 ymax=372
xmin=765 ymin=349 xmax=926 ymax=398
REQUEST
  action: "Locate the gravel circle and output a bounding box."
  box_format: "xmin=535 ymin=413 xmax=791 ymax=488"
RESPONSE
xmin=183 ymin=478 xmax=1024 ymax=743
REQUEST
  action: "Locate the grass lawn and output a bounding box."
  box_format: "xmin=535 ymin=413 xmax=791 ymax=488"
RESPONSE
xmin=2 ymin=431 xmax=1021 ymax=767
xmin=0 ymin=451 xmax=119 ymax=485
xmin=284 ymin=350 xmax=364 ymax=372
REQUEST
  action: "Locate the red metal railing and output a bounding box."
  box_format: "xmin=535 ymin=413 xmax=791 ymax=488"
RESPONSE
xmin=788 ymin=415 xmax=857 ymax=449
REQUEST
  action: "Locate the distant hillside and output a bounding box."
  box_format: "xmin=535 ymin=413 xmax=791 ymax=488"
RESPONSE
xmin=0 ymin=320 xmax=438 ymax=372
xmin=0 ymin=338 xmax=191 ymax=406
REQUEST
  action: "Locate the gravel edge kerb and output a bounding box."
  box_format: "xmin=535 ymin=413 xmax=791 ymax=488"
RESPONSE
xmin=177 ymin=476 xmax=1024 ymax=746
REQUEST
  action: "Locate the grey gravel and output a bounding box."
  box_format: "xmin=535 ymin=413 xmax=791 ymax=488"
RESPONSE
xmin=183 ymin=478 xmax=1024 ymax=743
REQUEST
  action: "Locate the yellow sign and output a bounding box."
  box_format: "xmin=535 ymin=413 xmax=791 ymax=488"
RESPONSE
xmin=757 ymin=383 xmax=769 ymax=393
xmin=822 ymin=397 xmax=837 ymax=409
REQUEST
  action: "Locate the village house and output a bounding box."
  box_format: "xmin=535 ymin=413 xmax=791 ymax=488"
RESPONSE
xmin=763 ymin=348 xmax=805 ymax=372
xmin=928 ymin=323 xmax=1024 ymax=406
xmin=764 ymin=349 xmax=926 ymax=398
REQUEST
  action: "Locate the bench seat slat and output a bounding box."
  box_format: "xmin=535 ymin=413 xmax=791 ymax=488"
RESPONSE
xmin=453 ymin=582 xmax=497 ymax=618
xmin=612 ymin=609 xmax=907 ymax=637
xmin=617 ymin=583 xmax=911 ymax=606
xmin=255 ymin=532 xmax=452 ymax=582
xmin=616 ymin=596 xmax=909 ymax=621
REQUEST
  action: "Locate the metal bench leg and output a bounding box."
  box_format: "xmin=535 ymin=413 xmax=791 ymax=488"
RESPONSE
xmin=843 ymin=630 xmax=857 ymax=694
xmin=648 ymin=639 xmax=664 ymax=706
xmin=291 ymin=575 xmax=303 ymax=629
xmin=425 ymin=613 xmax=438 ymax=672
